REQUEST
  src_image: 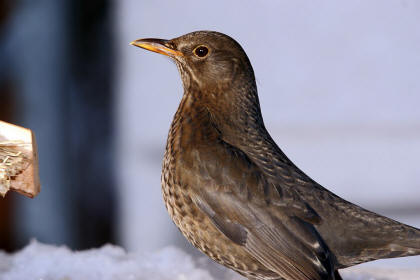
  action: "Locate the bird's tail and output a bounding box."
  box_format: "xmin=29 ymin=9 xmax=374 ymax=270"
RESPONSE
xmin=383 ymin=223 xmax=420 ymax=259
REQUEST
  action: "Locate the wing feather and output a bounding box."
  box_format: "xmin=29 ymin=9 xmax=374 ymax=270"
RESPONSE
xmin=185 ymin=141 xmax=336 ymax=280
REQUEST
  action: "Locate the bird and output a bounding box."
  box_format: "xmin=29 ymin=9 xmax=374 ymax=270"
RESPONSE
xmin=131 ymin=31 xmax=420 ymax=280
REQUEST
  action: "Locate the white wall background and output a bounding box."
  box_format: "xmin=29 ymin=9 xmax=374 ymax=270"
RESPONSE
xmin=114 ymin=0 xmax=420 ymax=269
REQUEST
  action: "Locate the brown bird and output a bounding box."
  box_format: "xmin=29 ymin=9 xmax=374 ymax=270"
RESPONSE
xmin=131 ymin=31 xmax=420 ymax=280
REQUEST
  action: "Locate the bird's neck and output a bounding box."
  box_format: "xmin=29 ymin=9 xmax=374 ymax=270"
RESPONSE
xmin=174 ymin=76 xmax=264 ymax=142
xmin=170 ymin=84 xmax=300 ymax=180
xmin=168 ymin=89 xmax=220 ymax=149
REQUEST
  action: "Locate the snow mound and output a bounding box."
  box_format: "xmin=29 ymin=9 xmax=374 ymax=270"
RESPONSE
xmin=0 ymin=240 xmax=419 ymax=280
xmin=0 ymin=240 xmax=216 ymax=280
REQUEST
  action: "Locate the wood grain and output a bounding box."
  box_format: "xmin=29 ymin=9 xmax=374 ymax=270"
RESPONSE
xmin=0 ymin=121 xmax=40 ymax=198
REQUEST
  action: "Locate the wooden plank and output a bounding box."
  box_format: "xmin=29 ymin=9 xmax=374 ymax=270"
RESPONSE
xmin=0 ymin=121 xmax=40 ymax=198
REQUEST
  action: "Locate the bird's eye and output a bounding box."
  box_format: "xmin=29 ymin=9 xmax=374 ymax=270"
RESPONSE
xmin=193 ymin=46 xmax=209 ymax=58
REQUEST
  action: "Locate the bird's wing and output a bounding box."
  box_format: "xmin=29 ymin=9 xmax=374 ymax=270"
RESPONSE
xmin=185 ymin=143 xmax=335 ymax=280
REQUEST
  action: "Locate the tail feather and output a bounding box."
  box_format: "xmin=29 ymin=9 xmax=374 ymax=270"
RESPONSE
xmin=397 ymin=223 xmax=420 ymax=249
xmin=340 ymin=220 xmax=420 ymax=267
xmin=383 ymin=223 xmax=420 ymax=259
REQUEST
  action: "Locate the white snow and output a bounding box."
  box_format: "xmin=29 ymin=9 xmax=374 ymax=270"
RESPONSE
xmin=0 ymin=240 xmax=419 ymax=280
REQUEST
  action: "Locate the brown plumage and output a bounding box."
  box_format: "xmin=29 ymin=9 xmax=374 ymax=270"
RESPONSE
xmin=131 ymin=31 xmax=420 ymax=280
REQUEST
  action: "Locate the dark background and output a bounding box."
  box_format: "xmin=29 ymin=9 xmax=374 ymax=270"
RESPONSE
xmin=0 ymin=0 xmax=115 ymax=251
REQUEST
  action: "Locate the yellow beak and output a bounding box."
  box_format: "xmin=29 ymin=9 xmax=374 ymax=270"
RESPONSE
xmin=130 ymin=38 xmax=183 ymax=57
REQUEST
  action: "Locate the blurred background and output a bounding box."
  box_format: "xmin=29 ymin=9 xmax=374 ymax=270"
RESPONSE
xmin=0 ymin=0 xmax=419 ymax=270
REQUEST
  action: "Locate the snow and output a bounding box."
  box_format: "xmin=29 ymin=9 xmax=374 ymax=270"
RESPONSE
xmin=0 ymin=240 xmax=419 ymax=280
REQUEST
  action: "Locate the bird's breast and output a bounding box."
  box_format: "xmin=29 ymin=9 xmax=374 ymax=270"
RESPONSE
xmin=160 ymin=117 xmax=279 ymax=278
xmin=161 ymin=147 xmax=260 ymax=275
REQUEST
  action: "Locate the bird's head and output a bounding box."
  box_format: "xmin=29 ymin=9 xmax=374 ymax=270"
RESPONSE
xmin=131 ymin=31 xmax=264 ymax=144
xmin=131 ymin=31 xmax=256 ymax=95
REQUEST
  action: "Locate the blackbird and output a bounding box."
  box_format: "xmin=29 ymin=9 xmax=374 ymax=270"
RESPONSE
xmin=131 ymin=31 xmax=420 ymax=280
